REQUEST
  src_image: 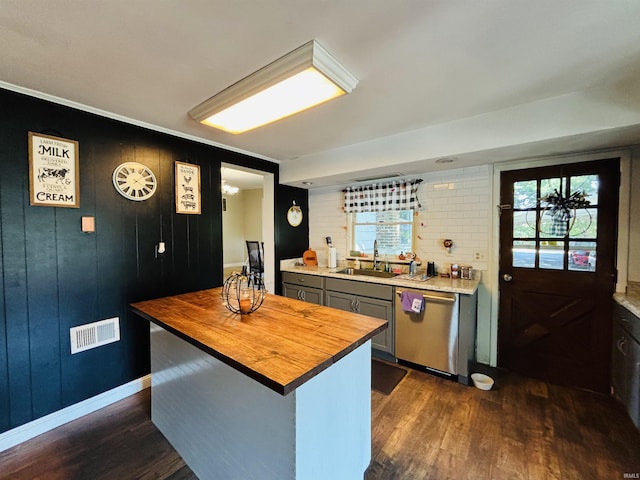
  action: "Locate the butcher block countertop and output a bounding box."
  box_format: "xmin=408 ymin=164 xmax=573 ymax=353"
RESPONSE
xmin=130 ymin=287 xmax=387 ymax=396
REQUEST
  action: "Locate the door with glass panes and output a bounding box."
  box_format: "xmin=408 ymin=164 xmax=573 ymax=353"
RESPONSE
xmin=498 ymin=159 xmax=619 ymax=393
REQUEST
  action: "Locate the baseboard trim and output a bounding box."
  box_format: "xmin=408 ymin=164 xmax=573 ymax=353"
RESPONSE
xmin=0 ymin=374 xmax=151 ymax=453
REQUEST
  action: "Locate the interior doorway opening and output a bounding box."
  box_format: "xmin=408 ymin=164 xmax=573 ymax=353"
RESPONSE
xmin=221 ymin=163 xmax=275 ymax=293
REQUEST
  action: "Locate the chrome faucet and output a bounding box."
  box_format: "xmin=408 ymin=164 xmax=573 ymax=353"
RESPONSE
xmin=373 ymin=239 xmax=380 ymax=271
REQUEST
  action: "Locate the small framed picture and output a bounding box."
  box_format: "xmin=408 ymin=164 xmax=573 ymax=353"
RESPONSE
xmin=175 ymin=161 xmax=201 ymax=214
xmin=29 ymin=132 xmax=80 ymax=208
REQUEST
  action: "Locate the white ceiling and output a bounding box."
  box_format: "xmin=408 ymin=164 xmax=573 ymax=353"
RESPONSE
xmin=2 ymin=1 xmax=640 ymax=188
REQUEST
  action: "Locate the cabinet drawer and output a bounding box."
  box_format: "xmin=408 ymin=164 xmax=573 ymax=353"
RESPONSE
xmin=281 ymin=272 xmax=325 ymax=289
xmin=325 ymin=277 xmax=393 ymax=300
xmin=614 ymin=303 xmax=640 ymax=342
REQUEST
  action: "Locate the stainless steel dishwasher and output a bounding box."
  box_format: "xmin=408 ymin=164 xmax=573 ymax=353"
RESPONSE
xmin=395 ymin=288 xmax=459 ymax=376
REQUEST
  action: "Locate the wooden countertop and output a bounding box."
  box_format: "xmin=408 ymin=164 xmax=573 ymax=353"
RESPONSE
xmin=130 ymin=288 xmax=387 ymax=396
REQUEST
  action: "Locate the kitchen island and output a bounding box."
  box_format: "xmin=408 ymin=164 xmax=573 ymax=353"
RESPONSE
xmin=130 ymin=287 xmax=387 ymax=480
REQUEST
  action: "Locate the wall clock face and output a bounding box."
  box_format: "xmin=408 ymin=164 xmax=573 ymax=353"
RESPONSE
xmin=287 ymin=205 xmax=303 ymax=227
xmin=112 ymin=162 xmax=157 ymax=201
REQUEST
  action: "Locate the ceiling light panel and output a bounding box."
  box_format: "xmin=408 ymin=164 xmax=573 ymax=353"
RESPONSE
xmin=189 ymin=40 xmax=358 ymax=134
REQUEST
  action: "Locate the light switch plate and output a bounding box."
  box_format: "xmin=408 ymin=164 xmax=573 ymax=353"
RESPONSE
xmin=81 ymin=216 xmax=95 ymax=233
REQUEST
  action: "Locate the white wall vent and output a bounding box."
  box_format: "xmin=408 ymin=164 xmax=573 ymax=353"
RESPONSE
xmin=70 ymin=317 xmax=120 ymax=354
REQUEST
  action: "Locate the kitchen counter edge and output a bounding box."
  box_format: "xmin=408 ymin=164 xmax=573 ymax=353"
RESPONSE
xmin=281 ymin=265 xmax=479 ymax=295
xmin=614 ymin=282 xmax=640 ymax=318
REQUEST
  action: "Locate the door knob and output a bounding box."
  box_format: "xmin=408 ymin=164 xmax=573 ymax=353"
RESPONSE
xmin=502 ymin=273 xmax=513 ymax=282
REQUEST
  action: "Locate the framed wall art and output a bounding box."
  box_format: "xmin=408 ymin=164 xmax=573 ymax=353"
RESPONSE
xmin=28 ymin=132 xmax=80 ymax=208
xmin=175 ymin=161 xmax=201 ymax=214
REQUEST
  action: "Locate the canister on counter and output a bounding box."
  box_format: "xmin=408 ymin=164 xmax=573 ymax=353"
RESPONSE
xmin=450 ymin=263 xmax=459 ymax=278
xmin=459 ymin=265 xmax=472 ymax=279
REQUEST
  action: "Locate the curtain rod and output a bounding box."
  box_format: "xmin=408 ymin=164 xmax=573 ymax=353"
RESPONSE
xmin=342 ymin=178 xmax=422 ymax=192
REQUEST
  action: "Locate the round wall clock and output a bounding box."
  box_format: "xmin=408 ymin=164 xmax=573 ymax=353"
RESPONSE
xmin=287 ymin=203 xmax=303 ymax=227
xmin=112 ymin=162 xmax=157 ymax=201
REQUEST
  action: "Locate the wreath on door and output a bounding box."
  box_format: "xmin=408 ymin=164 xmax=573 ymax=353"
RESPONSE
xmin=538 ymin=189 xmax=591 ymax=236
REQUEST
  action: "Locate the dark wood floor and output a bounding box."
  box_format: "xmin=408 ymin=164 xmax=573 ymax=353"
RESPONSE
xmin=1 ymin=366 xmax=639 ymax=480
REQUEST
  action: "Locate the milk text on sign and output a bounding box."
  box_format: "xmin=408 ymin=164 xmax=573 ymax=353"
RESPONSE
xmin=38 ymin=144 xmax=70 ymax=158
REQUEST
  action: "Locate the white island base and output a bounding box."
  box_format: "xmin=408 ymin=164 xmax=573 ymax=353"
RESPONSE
xmin=150 ymin=323 xmax=372 ymax=480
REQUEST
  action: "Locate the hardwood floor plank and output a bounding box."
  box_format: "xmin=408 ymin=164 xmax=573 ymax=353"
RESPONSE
xmin=1 ymin=365 xmax=639 ymax=480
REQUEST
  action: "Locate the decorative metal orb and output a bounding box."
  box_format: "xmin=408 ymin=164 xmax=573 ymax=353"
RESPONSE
xmin=221 ymin=271 xmax=265 ymax=314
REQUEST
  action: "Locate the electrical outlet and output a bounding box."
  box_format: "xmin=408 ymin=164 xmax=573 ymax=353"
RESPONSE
xmin=474 ymin=251 xmax=486 ymax=261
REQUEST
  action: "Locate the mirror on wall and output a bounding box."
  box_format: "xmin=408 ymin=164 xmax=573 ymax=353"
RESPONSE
xmin=221 ymin=164 xmax=275 ymax=291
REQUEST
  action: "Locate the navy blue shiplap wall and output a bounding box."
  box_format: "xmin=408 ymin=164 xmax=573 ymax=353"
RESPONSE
xmin=274 ymin=184 xmax=310 ymax=291
xmin=0 ymin=88 xmax=284 ymax=434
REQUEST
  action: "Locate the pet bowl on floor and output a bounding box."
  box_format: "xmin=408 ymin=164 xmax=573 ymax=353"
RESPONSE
xmin=471 ymin=373 xmax=494 ymax=391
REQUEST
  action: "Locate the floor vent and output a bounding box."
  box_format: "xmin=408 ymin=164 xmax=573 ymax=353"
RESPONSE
xmin=70 ymin=317 xmax=120 ymax=354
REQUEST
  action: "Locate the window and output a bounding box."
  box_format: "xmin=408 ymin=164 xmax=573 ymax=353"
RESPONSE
xmin=512 ymin=174 xmax=598 ymax=271
xmin=351 ymin=210 xmax=414 ymax=254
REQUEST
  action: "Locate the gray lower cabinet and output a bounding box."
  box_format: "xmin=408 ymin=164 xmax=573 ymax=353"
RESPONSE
xmin=282 ymin=272 xmax=324 ymax=305
xmin=612 ymin=303 xmax=640 ymax=429
xmin=325 ymin=278 xmax=394 ymax=355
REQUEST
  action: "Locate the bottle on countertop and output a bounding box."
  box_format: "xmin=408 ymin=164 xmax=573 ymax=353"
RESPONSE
xmin=427 ymin=261 xmax=436 ymax=277
xmin=409 ymin=260 xmax=416 ymax=275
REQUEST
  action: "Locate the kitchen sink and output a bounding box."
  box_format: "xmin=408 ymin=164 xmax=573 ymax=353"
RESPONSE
xmin=336 ymin=268 xmax=399 ymax=278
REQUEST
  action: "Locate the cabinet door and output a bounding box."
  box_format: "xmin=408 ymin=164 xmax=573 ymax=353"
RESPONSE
xmin=357 ymin=296 xmax=393 ymax=354
xmin=282 ymin=283 xmax=324 ymax=305
xmin=282 ymin=284 xmax=302 ymax=302
xmin=612 ymin=321 xmax=640 ymax=428
xmin=300 ymin=287 xmax=324 ymax=305
xmin=326 ymin=291 xmax=393 ymax=355
xmin=325 ymin=291 xmax=356 ymax=313
xmin=630 ymin=338 xmax=640 ymax=428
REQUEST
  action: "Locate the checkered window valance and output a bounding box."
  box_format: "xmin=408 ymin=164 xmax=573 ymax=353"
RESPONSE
xmin=343 ymin=179 xmax=422 ymax=213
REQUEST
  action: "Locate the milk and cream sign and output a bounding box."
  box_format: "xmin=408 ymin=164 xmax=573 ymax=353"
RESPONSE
xmin=29 ymin=132 xmax=80 ymax=208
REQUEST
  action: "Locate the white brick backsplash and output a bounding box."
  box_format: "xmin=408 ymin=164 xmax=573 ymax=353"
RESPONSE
xmin=309 ymin=167 xmax=492 ymax=272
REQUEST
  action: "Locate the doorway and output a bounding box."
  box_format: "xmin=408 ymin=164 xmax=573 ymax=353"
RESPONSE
xmin=498 ymin=159 xmax=619 ymax=393
xmin=221 ymin=164 xmax=275 ymax=292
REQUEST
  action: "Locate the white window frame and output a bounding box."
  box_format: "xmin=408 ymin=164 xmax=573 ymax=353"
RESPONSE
xmin=348 ymin=210 xmax=415 ymax=254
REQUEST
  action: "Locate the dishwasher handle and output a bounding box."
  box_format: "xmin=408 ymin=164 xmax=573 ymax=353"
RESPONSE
xmin=396 ymin=291 xmax=456 ymax=303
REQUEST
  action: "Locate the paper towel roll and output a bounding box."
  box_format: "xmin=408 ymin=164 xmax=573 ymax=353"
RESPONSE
xmin=328 ymin=247 xmax=337 ymax=268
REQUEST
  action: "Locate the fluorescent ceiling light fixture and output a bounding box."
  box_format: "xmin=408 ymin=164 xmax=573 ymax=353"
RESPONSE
xmin=189 ymin=40 xmax=358 ymax=134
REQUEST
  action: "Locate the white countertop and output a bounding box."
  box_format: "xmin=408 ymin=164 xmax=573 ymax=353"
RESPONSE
xmin=614 ymin=282 xmax=640 ymax=318
xmin=281 ymin=265 xmax=479 ymax=295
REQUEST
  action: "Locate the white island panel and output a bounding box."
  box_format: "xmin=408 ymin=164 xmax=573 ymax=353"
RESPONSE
xmin=296 ymin=339 xmax=371 ymax=479
xmin=150 ymin=323 xmax=372 ymax=480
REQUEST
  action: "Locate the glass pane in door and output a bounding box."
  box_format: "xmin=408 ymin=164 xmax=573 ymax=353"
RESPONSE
xmin=569 ymin=208 xmax=597 ymax=239
xmin=540 ymin=177 xmax=563 ymax=203
xmin=570 ymin=174 xmax=599 ymax=204
xmin=513 ymin=240 xmax=535 ymax=268
xmin=540 ymin=242 xmax=564 ymax=270
xmin=514 ymin=180 xmax=537 ymax=209
xmin=569 ymin=241 xmax=596 ymax=272
xmin=513 ymin=211 xmax=536 ymax=238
